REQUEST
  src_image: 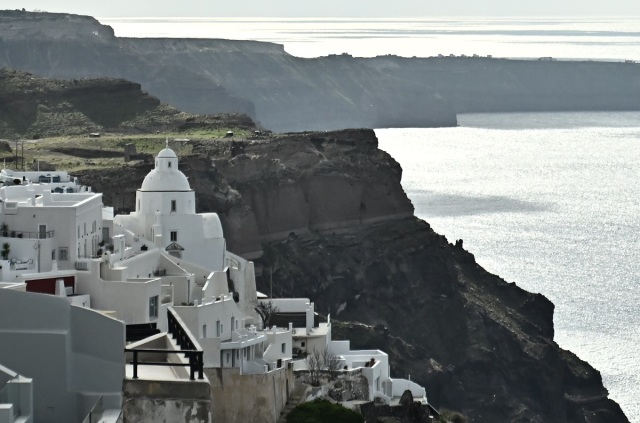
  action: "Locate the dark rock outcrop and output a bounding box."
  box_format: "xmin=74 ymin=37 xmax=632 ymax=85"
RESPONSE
xmin=0 ymin=68 xmax=257 ymax=138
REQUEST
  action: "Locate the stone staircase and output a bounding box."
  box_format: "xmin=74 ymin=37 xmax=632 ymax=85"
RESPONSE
xmin=277 ymin=382 xmax=309 ymax=423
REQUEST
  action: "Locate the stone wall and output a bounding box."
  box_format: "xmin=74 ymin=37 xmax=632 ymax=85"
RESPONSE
xmin=122 ymin=379 xmax=211 ymax=423
xmin=205 ymin=367 xmax=294 ymax=423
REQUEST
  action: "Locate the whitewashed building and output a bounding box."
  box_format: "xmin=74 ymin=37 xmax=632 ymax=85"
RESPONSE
xmin=114 ymin=147 xmax=226 ymax=271
xmin=263 ymin=297 xmax=428 ymax=404
xmin=0 ymin=146 xmax=430 ymax=422
xmin=0 ymin=171 xmax=103 ymax=295
xmin=0 ymin=363 xmax=33 ymax=423
xmin=0 ymin=289 xmax=124 ymax=423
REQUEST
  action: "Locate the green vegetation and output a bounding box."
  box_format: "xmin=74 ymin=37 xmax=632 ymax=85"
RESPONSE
xmin=287 ymin=400 xmax=363 ymax=423
xmin=437 ymin=409 xmax=468 ymax=423
xmin=0 ymin=129 xmax=263 ymax=173
xmin=1 ymin=243 xmax=10 ymax=260
xmin=0 ymin=69 xmax=257 ymax=141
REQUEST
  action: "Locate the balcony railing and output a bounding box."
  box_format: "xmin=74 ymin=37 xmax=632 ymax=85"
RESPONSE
xmin=125 ymin=308 xmax=204 ymax=381
xmin=126 ymin=348 xmax=204 ymax=381
xmin=1 ymin=230 xmax=55 ymax=239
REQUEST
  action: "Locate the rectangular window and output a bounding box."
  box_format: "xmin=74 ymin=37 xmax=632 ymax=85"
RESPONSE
xmin=202 ymin=324 xmax=207 ymax=338
xmin=281 ymin=343 xmax=286 ymax=354
xmin=59 ymin=248 xmax=68 ymax=261
xmin=77 ymin=226 xmax=80 ymax=238
xmin=171 ymin=200 xmax=176 ymax=212
xmin=51 ymin=250 xmax=56 ymax=260
xmin=170 ymin=231 xmax=177 ymax=242
xmin=149 ymin=295 xmax=158 ymax=319
xmin=216 ymin=320 xmax=220 ymax=337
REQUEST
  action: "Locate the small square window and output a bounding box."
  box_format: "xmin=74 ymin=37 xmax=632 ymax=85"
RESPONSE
xmin=58 ymin=248 xmax=68 ymax=261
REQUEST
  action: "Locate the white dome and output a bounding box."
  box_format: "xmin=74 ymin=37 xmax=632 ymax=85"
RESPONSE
xmin=157 ymin=148 xmax=178 ymax=159
xmin=140 ymin=147 xmax=191 ymax=192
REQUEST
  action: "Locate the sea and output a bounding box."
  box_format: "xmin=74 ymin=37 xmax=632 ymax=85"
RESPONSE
xmin=102 ymin=17 xmax=640 ymax=421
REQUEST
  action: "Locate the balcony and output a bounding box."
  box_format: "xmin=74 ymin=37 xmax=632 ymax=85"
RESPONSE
xmin=1 ymin=229 xmax=55 ymax=239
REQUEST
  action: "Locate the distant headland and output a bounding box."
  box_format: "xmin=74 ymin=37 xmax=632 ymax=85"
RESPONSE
xmin=1 ymin=10 xmax=640 ymax=132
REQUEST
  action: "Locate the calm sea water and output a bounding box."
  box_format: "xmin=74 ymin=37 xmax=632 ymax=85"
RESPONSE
xmin=377 ymin=112 xmax=640 ymax=422
xmin=101 ymin=17 xmax=639 ymax=420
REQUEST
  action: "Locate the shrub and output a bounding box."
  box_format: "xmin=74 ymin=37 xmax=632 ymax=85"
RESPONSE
xmin=287 ymin=400 xmax=363 ymax=423
xmin=438 ymin=409 xmax=468 ymax=423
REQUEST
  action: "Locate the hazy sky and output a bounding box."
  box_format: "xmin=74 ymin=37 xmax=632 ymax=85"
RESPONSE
xmin=2 ymin=0 xmax=640 ymax=17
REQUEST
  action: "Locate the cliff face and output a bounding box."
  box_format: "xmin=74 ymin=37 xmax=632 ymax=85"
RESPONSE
xmin=208 ymin=130 xmax=628 ymax=422
xmin=70 ymin=128 xmax=628 ymax=422
xmin=3 ymin=11 xmax=640 ymax=133
xmin=0 ymin=10 xmax=456 ymax=131
xmin=0 ymin=68 xmax=258 ymax=138
xmin=0 ymin=68 xmax=168 ymax=137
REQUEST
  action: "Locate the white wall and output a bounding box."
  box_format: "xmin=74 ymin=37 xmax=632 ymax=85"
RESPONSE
xmin=76 ymin=273 xmax=161 ymax=325
xmin=103 ymin=249 xmax=162 ymax=281
xmin=0 ymin=290 xmax=124 ymax=422
xmin=201 ymin=271 xmax=229 ymax=304
xmin=226 ymin=253 xmax=258 ymax=319
xmin=390 ymin=378 xmax=426 ymax=399
xmin=0 ymin=365 xmax=33 ymax=423
xmin=268 ymin=298 xmax=313 ymax=313
xmin=263 ymin=329 xmax=292 ymax=366
xmin=0 ymin=190 xmax=104 ymax=273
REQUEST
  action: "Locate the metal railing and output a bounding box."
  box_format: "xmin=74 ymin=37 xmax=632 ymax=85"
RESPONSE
xmin=126 ymin=308 xmax=204 ymax=381
xmin=126 ymin=348 xmax=204 ymax=381
xmin=1 ymin=230 xmax=54 ymax=239
xmin=167 ymin=307 xmax=199 ymax=351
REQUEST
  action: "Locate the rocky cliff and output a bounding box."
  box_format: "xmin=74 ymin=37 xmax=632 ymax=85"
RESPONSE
xmin=0 ymin=44 xmax=630 ymax=422
xmin=0 ymin=10 xmax=455 ymax=131
xmin=4 ymin=11 xmax=640 ymax=133
xmin=67 ymin=128 xmax=629 ymax=422
xmin=0 ymin=68 xmax=257 ymax=139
